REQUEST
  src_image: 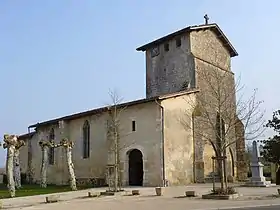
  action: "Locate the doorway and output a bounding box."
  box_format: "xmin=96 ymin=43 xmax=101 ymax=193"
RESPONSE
xmin=276 ymin=168 xmax=280 ymax=185
xmin=128 ymin=149 xmax=143 ymax=186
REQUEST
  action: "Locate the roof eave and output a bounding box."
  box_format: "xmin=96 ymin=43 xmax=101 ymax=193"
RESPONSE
xmin=28 ymin=97 xmax=159 ymax=129
xmin=136 ymin=23 xmax=238 ymax=57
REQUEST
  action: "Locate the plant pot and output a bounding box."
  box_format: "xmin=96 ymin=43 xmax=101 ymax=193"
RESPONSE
xmin=155 ymin=187 xmax=163 ymax=196
xmin=132 ymin=190 xmax=140 ymax=195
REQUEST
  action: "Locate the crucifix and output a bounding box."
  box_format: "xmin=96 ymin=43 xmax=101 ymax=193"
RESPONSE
xmin=204 ymin=14 xmax=209 ymax=25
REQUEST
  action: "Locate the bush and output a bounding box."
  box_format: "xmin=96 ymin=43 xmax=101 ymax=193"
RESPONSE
xmin=211 ymin=186 xmax=237 ymax=195
xmin=2 ymin=173 xmax=27 ymax=185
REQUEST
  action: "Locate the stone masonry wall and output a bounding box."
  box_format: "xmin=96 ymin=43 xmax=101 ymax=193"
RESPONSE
xmin=145 ymin=33 xmax=195 ymax=98
xmin=190 ymin=29 xmax=239 ymax=182
xmin=21 ymin=101 xmax=163 ymax=187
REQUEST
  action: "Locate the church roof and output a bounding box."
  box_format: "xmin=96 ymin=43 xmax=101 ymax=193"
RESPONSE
xmin=18 ymin=132 xmax=35 ymax=140
xmin=28 ymin=89 xmax=199 ymax=129
xmin=136 ymin=23 xmax=238 ymax=57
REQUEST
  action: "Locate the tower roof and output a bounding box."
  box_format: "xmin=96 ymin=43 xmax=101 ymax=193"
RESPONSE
xmin=136 ymin=23 xmax=238 ymax=57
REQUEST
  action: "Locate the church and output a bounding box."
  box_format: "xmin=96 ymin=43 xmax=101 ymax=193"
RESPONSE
xmin=18 ymin=19 xmax=247 ymax=187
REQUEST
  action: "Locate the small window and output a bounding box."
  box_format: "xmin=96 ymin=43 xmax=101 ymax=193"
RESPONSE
xmin=176 ymin=38 xmax=181 ymax=47
xmin=151 ymin=46 xmax=160 ymax=57
xmin=132 ymin=120 xmax=136 ymax=131
xmin=164 ymin=43 xmax=169 ymax=52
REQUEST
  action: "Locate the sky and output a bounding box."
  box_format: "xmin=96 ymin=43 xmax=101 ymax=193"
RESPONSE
xmin=0 ymin=0 xmax=279 ymax=167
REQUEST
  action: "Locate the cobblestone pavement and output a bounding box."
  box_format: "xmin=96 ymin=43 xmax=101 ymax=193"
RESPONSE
xmin=1 ymin=184 xmax=280 ymax=210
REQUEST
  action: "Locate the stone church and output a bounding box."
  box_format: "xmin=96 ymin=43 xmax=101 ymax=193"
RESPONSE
xmin=18 ymin=20 xmax=247 ymax=187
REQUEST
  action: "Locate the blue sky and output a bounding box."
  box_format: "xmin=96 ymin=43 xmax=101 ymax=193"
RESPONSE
xmin=0 ymin=0 xmax=279 ymax=167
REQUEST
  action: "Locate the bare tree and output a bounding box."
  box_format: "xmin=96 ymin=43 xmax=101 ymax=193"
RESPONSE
xmin=106 ymin=89 xmax=133 ymax=192
xmin=180 ymin=55 xmax=265 ymax=192
xmin=2 ymin=134 xmax=18 ymax=197
xmin=39 ymin=140 xmax=52 ymax=188
xmin=13 ymin=139 xmax=25 ymax=189
xmin=59 ymin=138 xmax=77 ymax=191
xmin=38 ymin=140 xmax=60 ymax=188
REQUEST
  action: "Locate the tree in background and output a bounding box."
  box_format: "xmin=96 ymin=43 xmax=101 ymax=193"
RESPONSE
xmin=180 ymin=52 xmax=265 ymax=193
xmin=261 ymin=110 xmax=280 ymax=185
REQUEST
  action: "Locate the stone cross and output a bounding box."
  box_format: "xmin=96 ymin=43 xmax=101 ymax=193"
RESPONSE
xmin=251 ymin=140 xmax=260 ymax=163
xmin=204 ymin=14 xmax=209 ymax=25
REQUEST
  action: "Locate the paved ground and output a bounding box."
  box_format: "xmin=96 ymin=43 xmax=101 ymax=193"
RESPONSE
xmin=220 ymin=205 xmax=280 ymax=210
xmin=1 ymin=183 xmax=280 ymax=210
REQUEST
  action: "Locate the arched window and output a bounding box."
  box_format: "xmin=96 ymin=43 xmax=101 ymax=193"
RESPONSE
xmin=48 ymin=128 xmax=55 ymax=165
xmin=83 ymin=120 xmax=90 ymax=159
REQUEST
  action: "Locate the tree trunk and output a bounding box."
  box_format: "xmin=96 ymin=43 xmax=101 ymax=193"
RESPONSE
xmin=66 ymin=147 xmax=77 ymax=191
xmin=40 ymin=146 xmax=48 ymax=188
xmin=218 ymin=158 xmax=225 ymax=190
xmin=113 ymin=122 xmax=119 ymax=192
xmin=223 ymin=157 xmax=228 ymax=190
xmin=7 ymin=145 xmax=16 ymax=197
xmin=114 ymin=148 xmax=118 ymax=192
xmin=13 ymin=149 xmax=21 ymax=189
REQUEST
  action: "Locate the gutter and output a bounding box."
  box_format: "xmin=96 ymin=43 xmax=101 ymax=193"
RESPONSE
xmin=155 ymin=99 xmax=166 ymax=187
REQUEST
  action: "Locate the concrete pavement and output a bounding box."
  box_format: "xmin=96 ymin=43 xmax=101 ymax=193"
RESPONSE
xmin=1 ymin=183 xmax=280 ymax=210
xmin=219 ymin=205 xmax=280 ymax=210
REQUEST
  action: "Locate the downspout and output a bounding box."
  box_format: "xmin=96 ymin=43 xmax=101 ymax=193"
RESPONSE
xmin=155 ymin=99 xmax=166 ymax=187
xmin=192 ymin=113 xmax=196 ymax=183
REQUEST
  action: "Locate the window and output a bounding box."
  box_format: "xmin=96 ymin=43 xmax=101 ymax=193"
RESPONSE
xmin=48 ymin=128 xmax=55 ymax=165
xmin=151 ymin=46 xmax=160 ymax=57
xmin=132 ymin=120 xmax=136 ymax=132
xmin=164 ymin=43 xmax=169 ymax=52
xmin=176 ymin=38 xmax=181 ymax=47
xmin=83 ymin=120 xmax=90 ymax=159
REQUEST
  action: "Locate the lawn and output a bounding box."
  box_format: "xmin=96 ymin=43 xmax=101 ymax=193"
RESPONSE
xmin=0 ymin=184 xmax=90 ymax=199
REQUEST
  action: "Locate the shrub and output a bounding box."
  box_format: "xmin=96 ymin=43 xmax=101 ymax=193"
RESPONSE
xmin=211 ymin=186 xmax=237 ymax=195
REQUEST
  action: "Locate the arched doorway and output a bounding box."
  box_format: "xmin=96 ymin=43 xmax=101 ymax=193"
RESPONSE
xmin=128 ymin=149 xmax=143 ymax=186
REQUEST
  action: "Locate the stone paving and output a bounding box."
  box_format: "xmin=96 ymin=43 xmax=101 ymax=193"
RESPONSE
xmin=1 ymin=184 xmax=280 ymax=210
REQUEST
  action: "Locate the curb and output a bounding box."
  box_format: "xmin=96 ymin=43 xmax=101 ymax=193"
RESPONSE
xmin=203 ymin=203 xmax=280 ymax=210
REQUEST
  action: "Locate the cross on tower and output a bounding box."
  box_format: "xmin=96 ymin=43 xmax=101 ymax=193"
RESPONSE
xmin=204 ymin=14 xmax=209 ymax=25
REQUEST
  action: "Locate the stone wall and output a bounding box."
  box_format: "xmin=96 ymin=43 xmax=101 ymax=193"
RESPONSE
xmin=235 ymin=118 xmax=248 ymax=181
xmin=145 ymin=33 xmax=195 ymax=98
xmin=21 ymin=100 xmax=163 ymax=187
xmin=190 ymin=29 xmax=239 ymax=182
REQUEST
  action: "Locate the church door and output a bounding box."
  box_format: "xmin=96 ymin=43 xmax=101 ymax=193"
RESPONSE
xmin=276 ymin=168 xmax=280 ymax=185
xmin=128 ymin=149 xmax=143 ymax=186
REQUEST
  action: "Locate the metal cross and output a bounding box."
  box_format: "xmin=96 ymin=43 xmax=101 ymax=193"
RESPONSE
xmin=204 ymin=14 xmax=209 ymax=25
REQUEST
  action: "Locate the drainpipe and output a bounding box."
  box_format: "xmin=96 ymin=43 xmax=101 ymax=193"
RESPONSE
xmin=155 ymin=99 xmax=166 ymax=187
xmin=192 ymin=113 xmax=196 ymax=183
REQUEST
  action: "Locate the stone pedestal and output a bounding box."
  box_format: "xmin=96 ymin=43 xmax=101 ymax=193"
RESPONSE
xmin=245 ymin=162 xmax=272 ymax=187
xmin=245 ymin=141 xmax=273 ymax=187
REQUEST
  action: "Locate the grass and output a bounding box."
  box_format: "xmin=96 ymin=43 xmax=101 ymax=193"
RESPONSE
xmin=0 ymin=184 xmax=90 ymax=199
